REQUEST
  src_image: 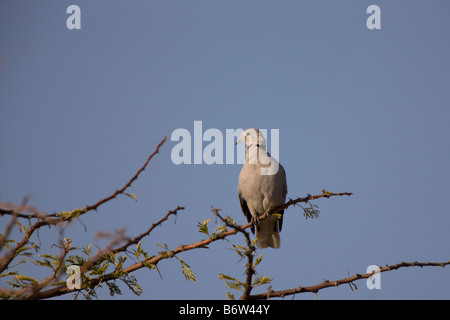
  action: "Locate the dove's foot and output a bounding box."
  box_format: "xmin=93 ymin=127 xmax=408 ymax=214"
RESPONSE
xmin=251 ymin=215 xmax=260 ymax=225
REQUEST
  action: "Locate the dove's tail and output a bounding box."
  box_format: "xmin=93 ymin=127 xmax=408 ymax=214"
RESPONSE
xmin=255 ymin=218 xmax=281 ymax=249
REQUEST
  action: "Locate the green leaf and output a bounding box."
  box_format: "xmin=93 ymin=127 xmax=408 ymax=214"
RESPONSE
xmin=156 ymin=243 xmax=171 ymax=258
xmin=82 ymin=244 xmax=92 ymax=256
xmin=31 ymin=258 xmax=53 ymax=269
xmin=228 ymin=243 xmax=247 ymax=258
xmin=217 ymin=273 xmax=243 ymax=291
xmin=225 ymin=291 xmax=235 ymax=300
xmin=8 ymin=274 xmax=38 ymax=288
xmin=120 ymin=274 xmax=143 ymax=296
xmin=0 ymin=238 xmax=16 ymax=250
xmin=177 ymin=257 xmax=196 ymax=282
xmin=0 ymin=271 xmax=19 ymax=279
xmin=132 ymin=241 xmax=149 ymax=260
xmin=107 ymin=281 xmax=122 ymax=296
xmin=252 ymin=276 xmax=272 ymax=287
xmin=217 ymin=273 xmax=239 ymax=282
xmin=196 ymin=218 xmax=211 ymax=236
xmin=59 ymin=208 xmax=86 ymax=220
xmin=214 ymin=224 xmax=227 ymax=234
xmin=253 ymin=254 xmax=263 ymax=268
xmin=124 ymin=193 xmax=138 ymax=202
xmin=225 ymin=280 xmax=243 ymax=291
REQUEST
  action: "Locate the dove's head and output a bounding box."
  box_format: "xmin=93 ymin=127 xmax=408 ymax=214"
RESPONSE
xmin=236 ymin=128 xmax=267 ymax=150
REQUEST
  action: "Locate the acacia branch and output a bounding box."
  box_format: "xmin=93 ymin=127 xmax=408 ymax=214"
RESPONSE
xmin=210 ymin=208 xmax=256 ymax=300
xmin=0 ymin=137 xmax=167 ymax=222
xmin=109 ymin=205 xmax=184 ymax=257
xmin=16 ymin=205 xmax=184 ymax=300
xmin=79 ymin=205 xmax=185 ymax=277
xmin=272 ymin=191 xmax=353 ymax=215
xmin=80 ymin=136 xmax=167 ymax=215
xmin=246 ymin=260 xmax=450 ymax=300
xmin=0 ymin=137 xmax=166 ymax=275
xmin=30 ymin=192 xmax=351 ymax=299
xmin=0 ymin=203 xmax=47 ymax=220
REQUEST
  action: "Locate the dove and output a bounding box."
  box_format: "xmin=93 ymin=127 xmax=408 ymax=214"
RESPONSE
xmin=237 ymin=129 xmax=287 ymax=249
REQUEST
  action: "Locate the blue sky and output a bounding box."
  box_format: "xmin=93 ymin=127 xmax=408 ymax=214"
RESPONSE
xmin=1 ymin=1 xmax=450 ymax=299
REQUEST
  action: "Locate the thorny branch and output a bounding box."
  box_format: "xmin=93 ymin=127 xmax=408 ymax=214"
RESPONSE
xmin=0 ymin=137 xmax=167 ymax=276
xmin=0 ymin=136 xmax=167 ymax=222
xmin=245 ymin=260 xmax=450 ymax=300
xmin=18 ymin=205 xmax=185 ymax=300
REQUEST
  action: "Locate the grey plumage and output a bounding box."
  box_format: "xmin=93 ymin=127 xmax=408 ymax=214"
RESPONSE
xmin=237 ymin=129 xmax=287 ymax=249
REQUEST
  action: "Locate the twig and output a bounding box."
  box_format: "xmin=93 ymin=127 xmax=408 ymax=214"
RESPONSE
xmin=271 ymin=191 xmax=353 ymax=215
xmin=80 ymin=136 xmax=167 ymax=215
xmin=210 ymin=207 xmax=256 ymax=300
xmin=245 ymin=260 xmax=450 ymax=300
xmin=0 ymin=137 xmax=167 ymax=221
